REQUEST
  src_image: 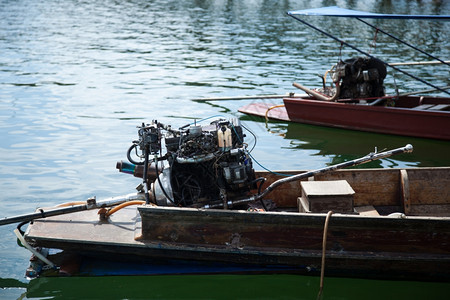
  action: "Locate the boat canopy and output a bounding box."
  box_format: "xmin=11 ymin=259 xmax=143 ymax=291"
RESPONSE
xmin=288 ymin=6 xmax=450 ymax=20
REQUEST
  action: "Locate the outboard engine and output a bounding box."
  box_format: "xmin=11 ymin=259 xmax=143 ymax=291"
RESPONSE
xmin=333 ymin=56 xmax=387 ymax=99
xmin=120 ymin=118 xmax=256 ymax=208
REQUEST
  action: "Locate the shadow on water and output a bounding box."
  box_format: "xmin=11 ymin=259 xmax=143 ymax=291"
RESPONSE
xmin=2 ymin=275 xmax=449 ymax=300
xmin=239 ymin=114 xmax=450 ymax=168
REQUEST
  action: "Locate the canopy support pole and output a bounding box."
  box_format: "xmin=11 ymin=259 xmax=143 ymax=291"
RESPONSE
xmin=356 ymin=17 xmax=450 ymax=67
xmin=287 ymin=13 xmax=450 ymax=96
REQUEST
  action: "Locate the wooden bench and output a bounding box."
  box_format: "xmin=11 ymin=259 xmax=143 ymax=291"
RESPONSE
xmin=428 ymin=104 xmax=449 ymax=111
xmin=412 ymin=104 xmax=450 ymax=111
xmin=412 ymin=104 xmax=435 ymax=110
xmin=354 ymin=205 xmax=380 ymax=216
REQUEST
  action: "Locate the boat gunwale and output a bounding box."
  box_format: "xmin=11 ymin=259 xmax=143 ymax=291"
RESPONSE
xmin=283 ymin=96 xmax=450 ymax=116
xmin=25 ymin=227 xmax=450 ymax=264
xmin=281 ymin=96 xmax=450 ymax=139
xmin=137 ymin=205 xmax=450 ymax=222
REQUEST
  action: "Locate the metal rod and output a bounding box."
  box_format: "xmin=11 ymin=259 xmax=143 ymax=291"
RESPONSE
xmin=293 ymin=82 xmax=329 ymax=101
xmin=399 ymin=85 xmax=450 ymax=97
xmin=204 ymin=144 xmax=413 ymax=209
xmin=390 ymin=60 xmax=450 ymax=66
xmin=293 ymin=82 xmax=340 ymax=101
xmin=355 ymin=18 xmax=450 ymax=68
xmin=196 ymin=84 xmax=448 ymax=105
xmin=143 ymin=148 xmax=151 ymax=204
xmin=192 ymin=93 xmax=307 ymax=102
xmin=257 ymin=144 xmax=413 ymax=201
xmin=0 ymin=193 xmax=145 ymax=226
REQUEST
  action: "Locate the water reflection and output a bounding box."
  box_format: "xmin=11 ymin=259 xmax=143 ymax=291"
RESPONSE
xmin=240 ymin=114 xmax=450 ymax=168
xmin=274 ymin=121 xmax=450 ymax=167
xmin=4 ymin=274 xmax=448 ymax=300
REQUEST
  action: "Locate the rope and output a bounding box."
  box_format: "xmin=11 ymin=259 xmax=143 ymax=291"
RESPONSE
xmin=56 ymin=201 xmax=86 ymax=207
xmin=369 ymin=28 xmax=379 ymax=54
xmin=14 ymin=228 xmax=56 ymax=268
xmin=317 ymin=211 xmax=333 ymax=300
xmin=264 ymin=104 xmax=285 ymax=122
xmin=105 ymin=200 xmax=146 ymax=217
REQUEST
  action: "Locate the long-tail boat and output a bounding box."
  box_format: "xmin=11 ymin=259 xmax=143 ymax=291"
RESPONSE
xmin=239 ymin=94 xmax=450 ymax=140
xmin=19 ymin=165 xmax=450 ymax=281
xmin=1 ymin=117 xmax=447 ymax=281
xmin=238 ymin=7 xmax=450 ymax=140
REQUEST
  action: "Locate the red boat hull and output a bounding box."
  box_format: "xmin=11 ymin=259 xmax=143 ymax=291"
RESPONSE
xmin=283 ymin=96 xmax=450 ymax=140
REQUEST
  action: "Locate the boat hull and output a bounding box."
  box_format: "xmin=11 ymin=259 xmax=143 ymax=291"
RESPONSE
xmin=25 ymin=205 xmax=450 ymax=280
xmin=136 ymin=206 xmax=450 ymax=281
xmin=24 ymin=167 xmax=450 ymax=280
xmin=283 ymin=96 xmax=450 ymax=140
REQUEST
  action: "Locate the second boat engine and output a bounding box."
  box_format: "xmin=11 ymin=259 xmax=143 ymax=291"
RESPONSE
xmin=123 ymin=118 xmax=257 ymax=208
xmin=332 ymin=56 xmax=387 ymax=99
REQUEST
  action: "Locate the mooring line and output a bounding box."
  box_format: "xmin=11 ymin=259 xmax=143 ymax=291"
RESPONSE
xmin=317 ymin=210 xmax=334 ymax=300
xmin=14 ymin=228 xmax=56 ymax=268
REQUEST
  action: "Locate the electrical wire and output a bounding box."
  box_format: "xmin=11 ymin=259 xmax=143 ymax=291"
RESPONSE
xmin=181 ymin=114 xmax=228 ymax=129
xmin=232 ymin=121 xmax=293 ymax=177
xmin=239 ymin=123 xmax=257 ymax=153
xmin=105 ymin=200 xmax=146 ymax=217
xmin=127 ymin=143 xmax=144 ymax=165
xmin=155 ymin=157 xmax=175 ymax=205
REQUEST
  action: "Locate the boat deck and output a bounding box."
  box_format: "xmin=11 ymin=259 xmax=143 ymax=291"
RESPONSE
xmin=26 ymin=206 xmax=144 ymax=251
xmin=238 ymin=102 xmax=290 ymax=121
xmin=23 ymin=168 xmax=450 ymax=280
xmin=25 ymin=206 xmax=301 ymax=276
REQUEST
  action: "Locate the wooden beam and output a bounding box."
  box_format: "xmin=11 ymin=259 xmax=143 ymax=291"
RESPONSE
xmin=192 ymin=93 xmax=307 ymax=102
xmin=389 ymin=60 xmax=450 ymax=66
xmin=400 ymin=169 xmax=411 ymax=215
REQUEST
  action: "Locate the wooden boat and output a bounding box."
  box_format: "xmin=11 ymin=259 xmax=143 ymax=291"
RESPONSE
xmin=23 ymin=166 xmax=450 ymax=281
xmin=238 ymin=7 xmax=450 ymax=140
xmin=239 ymin=94 xmax=450 ymax=140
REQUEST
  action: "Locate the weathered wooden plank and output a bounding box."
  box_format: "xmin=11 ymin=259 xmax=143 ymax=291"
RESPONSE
xmin=406 ymin=168 xmax=450 ymax=205
xmin=412 ymin=104 xmax=435 ymax=110
xmin=429 ymin=104 xmax=450 ymax=111
xmin=400 ymin=169 xmax=411 ymax=215
xmin=255 ymin=168 xmax=450 ymax=210
xmin=408 ymin=204 xmax=450 ymax=217
xmin=238 ymin=102 xmax=291 ymax=121
xmin=26 ymin=207 xmax=142 ymax=247
xmin=311 ymin=169 xmax=401 ymax=206
xmin=355 ymin=206 xmax=380 ymax=216
xmin=138 ymin=206 xmax=450 ymax=255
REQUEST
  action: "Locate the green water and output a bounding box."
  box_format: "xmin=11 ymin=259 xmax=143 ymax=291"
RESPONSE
xmin=2 ymin=275 xmax=449 ymax=299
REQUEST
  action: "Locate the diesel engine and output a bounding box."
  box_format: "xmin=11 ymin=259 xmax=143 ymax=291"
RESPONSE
xmin=118 ymin=118 xmax=256 ymax=208
xmin=333 ymin=56 xmax=387 ymax=99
